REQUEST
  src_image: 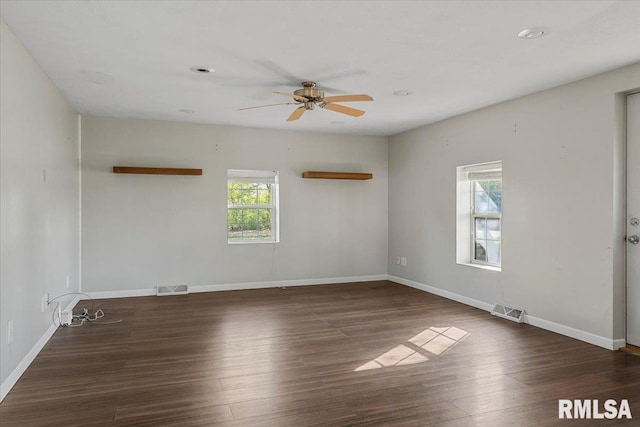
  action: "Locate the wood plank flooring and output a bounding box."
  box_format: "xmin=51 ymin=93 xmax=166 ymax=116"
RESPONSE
xmin=1 ymin=281 xmax=639 ymax=426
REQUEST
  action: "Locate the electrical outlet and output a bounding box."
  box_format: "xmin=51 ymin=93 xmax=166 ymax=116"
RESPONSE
xmin=401 ymin=257 xmax=407 ymax=266
xmin=41 ymin=293 xmax=49 ymax=312
xmin=66 ymin=275 xmax=70 ymax=289
xmin=7 ymin=319 xmax=14 ymax=344
xmin=396 ymin=256 xmax=401 ymax=265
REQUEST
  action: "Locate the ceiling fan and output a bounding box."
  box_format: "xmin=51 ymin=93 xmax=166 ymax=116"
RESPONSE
xmin=238 ymin=82 xmax=373 ymax=122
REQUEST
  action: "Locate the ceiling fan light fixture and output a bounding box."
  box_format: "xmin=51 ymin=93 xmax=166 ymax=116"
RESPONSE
xmin=190 ymin=66 xmax=215 ymax=74
xmin=517 ymin=27 xmax=548 ymax=39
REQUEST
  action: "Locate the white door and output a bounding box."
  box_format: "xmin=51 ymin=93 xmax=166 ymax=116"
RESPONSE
xmin=627 ymin=93 xmax=640 ymax=347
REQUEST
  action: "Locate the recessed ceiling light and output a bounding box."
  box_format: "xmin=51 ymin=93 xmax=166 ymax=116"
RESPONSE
xmin=393 ymin=90 xmax=410 ymax=96
xmin=517 ymin=27 xmax=548 ymax=39
xmin=190 ymin=66 xmax=215 ymax=74
xmin=178 ymin=108 xmax=195 ymax=114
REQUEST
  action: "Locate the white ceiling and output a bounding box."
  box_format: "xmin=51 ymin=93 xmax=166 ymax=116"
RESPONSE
xmin=1 ymin=1 xmax=639 ymax=136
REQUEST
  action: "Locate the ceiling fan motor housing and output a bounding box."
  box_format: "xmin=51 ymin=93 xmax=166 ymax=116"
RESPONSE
xmin=294 ymin=81 xmax=324 ymax=102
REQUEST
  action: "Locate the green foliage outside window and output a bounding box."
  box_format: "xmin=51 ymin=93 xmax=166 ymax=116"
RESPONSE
xmin=227 ymin=182 xmax=273 ymax=240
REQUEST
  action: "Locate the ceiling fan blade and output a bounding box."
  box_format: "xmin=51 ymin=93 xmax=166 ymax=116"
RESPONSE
xmin=274 ymin=91 xmax=308 ymax=102
xmin=287 ymin=106 xmax=306 ymax=122
xmin=322 ymin=103 xmax=365 ymax=118
xmin=315 ymin=68 xmax=367 ymax=83
xmin=322 ymin=94 xmax=373 ymax=103
xmin=254 ymin=59 xmax=304 ymax=85
xmin=253 ymin=60 xmax=365 ymax=93
xmin=238 ymin=102 xmax=295 ymax=111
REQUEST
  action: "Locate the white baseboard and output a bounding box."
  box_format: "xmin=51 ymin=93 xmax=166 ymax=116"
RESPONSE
xmin=82 ymin=288 xmax=157 ymax=299
xmin=1 ymin=295 xmax=80 ymax=403
xmin=387 ymin=275 xmax=622 ymax=351
xmin=388 ymin=275 xmax=494 ymax=312
xmin=83 ymin=275 xmax=389 ymax=299
xmin=612 ymin=339 xmax=627 ymax=350
xmin=524 ymin=314 xmax=625 ymax=351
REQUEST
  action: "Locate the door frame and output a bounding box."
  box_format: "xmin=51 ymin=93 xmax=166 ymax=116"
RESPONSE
xmin=624 ymin=91 xmax=640 ymax=347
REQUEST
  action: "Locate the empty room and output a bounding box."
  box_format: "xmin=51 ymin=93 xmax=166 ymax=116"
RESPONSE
xmin=1 ymin=1 xmax=640 ymax=426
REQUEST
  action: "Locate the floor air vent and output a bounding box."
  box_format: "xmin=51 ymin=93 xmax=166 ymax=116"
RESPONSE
xmin=156 ymin=285 xmax=189 ymax=296
xmin=491 ymin=304 xmax=525 ymax=323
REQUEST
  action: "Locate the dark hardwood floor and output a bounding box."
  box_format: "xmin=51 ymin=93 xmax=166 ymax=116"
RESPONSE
xmin=1 ymin=281 xmax=639 ymax=426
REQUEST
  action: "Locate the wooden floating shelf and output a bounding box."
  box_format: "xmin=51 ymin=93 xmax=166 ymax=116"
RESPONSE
xmin=113 ymin=166 xmax=202 ymax=176
xmin=302 ymin=171 xmax=373 ymax=180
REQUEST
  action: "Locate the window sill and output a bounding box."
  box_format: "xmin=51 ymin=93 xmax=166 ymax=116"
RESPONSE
xmin=228 ymin=240 xmax=279 ymax=245
xmin=457 ymin=262 xmax=501 ymax=272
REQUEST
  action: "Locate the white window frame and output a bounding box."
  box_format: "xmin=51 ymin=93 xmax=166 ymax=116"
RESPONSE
xmin=470 ymin=174 xmax=502 ymax=267
xmin=456 ymin=161 xmax=502 ymax=271
xmin=227 ymin=169 xmax=279 ymax=244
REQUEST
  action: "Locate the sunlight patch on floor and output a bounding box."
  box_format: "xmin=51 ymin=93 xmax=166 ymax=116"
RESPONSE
xmin=355 ymin=326 xmax=469 ymax=372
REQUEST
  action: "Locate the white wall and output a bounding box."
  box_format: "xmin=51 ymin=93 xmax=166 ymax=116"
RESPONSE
xmin=389 ymin=63 xmax=640 ymax=347
xmin=81 ymin=117 xmax=388 ymax=294
xmin=0 ymin=19 xmax=80 ymax=393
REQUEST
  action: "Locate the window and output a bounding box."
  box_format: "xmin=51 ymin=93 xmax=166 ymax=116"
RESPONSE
xmin=456 ymin=161 xmax=502 ymax=269
xmin=227 ymin=170 xmax=279 ymax=243
xmin=471 ymin=176 xmax=502 ymax=266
